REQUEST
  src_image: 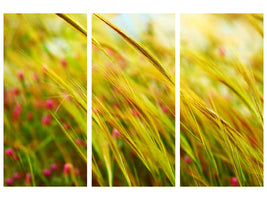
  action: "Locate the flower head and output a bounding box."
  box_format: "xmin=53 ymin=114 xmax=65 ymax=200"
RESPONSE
xmin=183 ymin=155 xmax=191 ymax=164
xmin=12 ymin=172 xmax=21 ymax=179
xmin=45 ymin=99 xmax=54 ymax=109
xmin=112 ymin=128 xmax=120 ymax=139
xmin=161 ymin=105 xmax=168 ymax=113
xmin=63 ymin=163 xmax=73 ymax=176
xmin=43 ymin=169 xmax=52 ymax=177
xmin=5 ymin=148 xmax=14 ymax=157
xmin=12 ymin=104 xmax=22 ymax=121
xmin=50 ymin=163 xmax=58 ymax=171
xmin=231 ymin=177 xmax=239 ymax=186
xmin=75 ymin=139 xmax=83 ymax=146
xmin=17 ymin=70 xmax=24 ymax=80
xmin=64 ymin=123 xmax=71 ymax=130
xmin=12 ymin=87 xmax=20 ymax=95
xmin=25 ymin=173 xmax=31 ymax=186
xmin=61 ymin=58 xmax=67 ymax=67
xmin=41 ymin=115 xmax=52 ymax=126
xmin=5 ymin=178 xmax=14 ymax=186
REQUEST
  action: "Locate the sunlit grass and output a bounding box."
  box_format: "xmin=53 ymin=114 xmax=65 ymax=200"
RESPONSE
xmin=92 ymin=14 xmax=175 ymax=186
xmin=4 ymin=13 xmax=87 ymax=186
xmin=180 ymin=14 xmax=263 ymax=186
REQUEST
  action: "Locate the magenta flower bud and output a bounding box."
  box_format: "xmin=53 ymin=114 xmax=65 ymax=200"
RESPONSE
xmin=50 ymin=163 xmax=58 ymax=171
xmin=5 ymin=148 xmax=14 ymax=157
xmin=231 ymin=177 xmax=239 ymax=186
xmin=12 ymin=87 xmax=20 ymax=95
xmin=61 ymin=58 xmax=67 ymax=67
xmin=45 ymin=99 xmax=54 ymax=109
xmin=17 ymin=70 xmax=24 ymax=80
xmin=41 ymin=115 xmax=52 ymax=126
xmin=161 ymin=106 xmax=168 ymax=113
xmin=183 ymin=156 xmax=191 ymax=164
xmin=43 ymin=169 xmax=52 ymax=177
xmin=75 ymin=139 xmax=83 ymax=146
xmin=112 ymin=128 xmax=120 ymax=139
xmin=63 ymin=163 xmax=73 ymax=176
xmin=64 ymin=123 xmax=71 ymax=130
xmin=12 ymin=172 xmax=20 ymax=179
xmin=25 ymin=173 xmax=31 ymax=185
xmin=5 ymin=178 xmax=14 ymax=186
xmin=12 ymin=104 xmax=22 ymax=121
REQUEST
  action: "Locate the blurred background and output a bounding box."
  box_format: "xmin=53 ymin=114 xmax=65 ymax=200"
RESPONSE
xmin=4 ymin=14 xmax=87 ymax=186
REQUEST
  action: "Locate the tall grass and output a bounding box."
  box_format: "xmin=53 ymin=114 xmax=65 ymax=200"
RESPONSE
xmin=92 ymin=14 xmax=175 ymax=186
xmin=4 ymin=14 xmax=87 ymax=186
xmin=180 ymin=14 xmax=263 ymax=186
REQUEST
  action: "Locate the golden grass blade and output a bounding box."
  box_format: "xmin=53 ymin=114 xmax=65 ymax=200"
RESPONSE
xmin=246 ymin=14 xmax=263 ymax=37
xmin=56 ymin=13 xmax=87 ymax=37
xmin=93 ymin=13 xmax=174 ymax=86
xmin=43 ymin=66 xmax=87 ymax=112
xmin=52 ymin=113 xmax=87 ymax=162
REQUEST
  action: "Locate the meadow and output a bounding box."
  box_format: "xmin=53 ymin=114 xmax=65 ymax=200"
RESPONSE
xmin=180 ymin=14 xmax=263 ymax=186
xmin=4 ymin=14 xmax=87 ymax=186
xmin=92 ymin=14 xmax=175 ymax=186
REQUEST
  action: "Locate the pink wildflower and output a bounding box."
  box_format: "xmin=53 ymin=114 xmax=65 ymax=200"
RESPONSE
xmin=112 ymin=128 xmax=120 ymax=139
xmin=5 ymin=148 xmax=14 ymax=157
xmin=12 ymin=104 xmax=22 ymax=121
xmin=231 ymin=177 xmax=239 ymax=186
xmin=45 ymin=99 xmax=54 ymax=109
xmin=41 ymin=115 xmax=52 ymax=126
xmin=184 ymin=156 xmax=191 ymax=164
xmin=43 ymin=169 xmax=52 ymax=177
xmin=63 ymin=163 xmax=73 ymax=176
xmin=5 ymin=178 xmax=14 ymax=186
xmin=61 ymin=58 xmax=67 ymax=67
xmin=25 ymin=173 xmax=31 ymax=186
xmin=17 ymin=70 xmax=24 ymax=80
xmin=50 ymin=163 xmax=58 ymax=171
xmin=12 ymin=172 xmax=20 ymax=179
xmin=161 ymin=105 xmax=168 ymax=113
